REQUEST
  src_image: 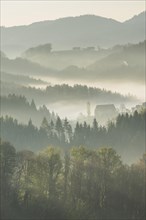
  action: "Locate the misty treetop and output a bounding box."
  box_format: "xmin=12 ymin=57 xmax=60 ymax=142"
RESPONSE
xmin=0 ymin=110 xmax=145 ymax=163
xmin=24 ymin=43 xmax=52 ymax=56
xmin=1 ymin=85 xmax=137 ymax=108
xmin=1 ymin=94 xmax=57 ymax=126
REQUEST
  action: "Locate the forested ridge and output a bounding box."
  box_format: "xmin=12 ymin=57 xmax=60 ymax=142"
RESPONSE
xmin=0 ymin=140 xmax=145 ymax=220
xmin=1 ymin=85 xmax=136 ymax=106
xmin=1 ymin=94 xmax=57 ymax=126
xmin=0 ymin=110 xmax=145 ymax=163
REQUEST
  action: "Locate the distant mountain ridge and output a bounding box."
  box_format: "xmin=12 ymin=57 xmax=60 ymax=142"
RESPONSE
xmin=1 ymin=55 xmax=57 ymax=76
xmin=1 ymin=12 xmax=145 ymax=57
xmin=1 ymin=41 xmax=145 ymax=85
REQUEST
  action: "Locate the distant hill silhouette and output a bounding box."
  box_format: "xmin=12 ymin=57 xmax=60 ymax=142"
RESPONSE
xmin=1 ymin=55 xmax=56 ymax=76
xmin=1 ymin=12 xmax=145 ymax=57
xmin=85 ymin=41 xmax=145 ymax=83
xmin=23 ymin=44 xmax=119 ymax=70
xmin=1 ymin=71 xmax=48 ymax=86
xmin=54 ymin=41 xmax=145 ymax=84
xmin=1 ymin=41 xmax=145 ymax=85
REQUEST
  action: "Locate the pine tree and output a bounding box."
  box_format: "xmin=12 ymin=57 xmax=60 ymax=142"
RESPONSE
xmin=55 ymin=117 xmax=65 ymax=144
xmin=63 ymin=118 xmax=72 ymax=144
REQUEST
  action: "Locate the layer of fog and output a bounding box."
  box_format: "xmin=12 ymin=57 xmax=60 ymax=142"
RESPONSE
xmin=33 ymin=76 xmax=145 ymax=101
xmin=30 ymin=76 xmax=144 ymax=120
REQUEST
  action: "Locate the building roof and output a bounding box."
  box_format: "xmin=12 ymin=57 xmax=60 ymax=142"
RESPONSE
xmin=95 ymin=104 xmax=116 ymax=111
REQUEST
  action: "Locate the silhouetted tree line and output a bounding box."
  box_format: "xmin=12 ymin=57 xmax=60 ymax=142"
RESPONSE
xmin=1 ymin=85 xmax=136 ymax=106
xmin=25 ymin=43 xmax=52 ymax=56
xmin=1 ymin=94 xmax=57 ymax=126
xmin=0 ymin=140 xmax=145 ymax=220
xmin=45 ymin=84 xmax=130 ymax=102
xmin=0 ymin=110 xmax=145 ymax=162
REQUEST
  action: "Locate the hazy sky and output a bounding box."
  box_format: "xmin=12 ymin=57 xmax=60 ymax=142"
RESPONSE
xmin=1 ymin=0 xmax=145 ymax=27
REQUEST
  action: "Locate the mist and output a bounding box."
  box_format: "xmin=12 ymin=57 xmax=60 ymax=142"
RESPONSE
xmin=0 ymin=10 xmax=146 ymax=220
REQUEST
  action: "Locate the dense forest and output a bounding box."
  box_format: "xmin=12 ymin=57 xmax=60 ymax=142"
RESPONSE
xmin=1 ymin=85 xmax=136 ymax=106
xmin=1 ymin=94 xmax=57 ymax=126
xmin=1 ymin=110 xmax=145 ymax=163
xmin=1 ymin=140 xmax=145 ymax=220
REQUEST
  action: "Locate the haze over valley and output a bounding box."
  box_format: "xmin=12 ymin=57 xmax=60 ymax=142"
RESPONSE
xmin=0 ymin=4 xmax=146 ymax=220
xmin=1 ymin=11 xmax=145 ymax=125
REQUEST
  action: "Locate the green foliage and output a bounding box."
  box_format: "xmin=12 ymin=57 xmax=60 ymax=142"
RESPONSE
xmin=0 ymin=140 xmax=17 ymax=219
xmin=0 ymin=141 xmax=145 ymax=219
